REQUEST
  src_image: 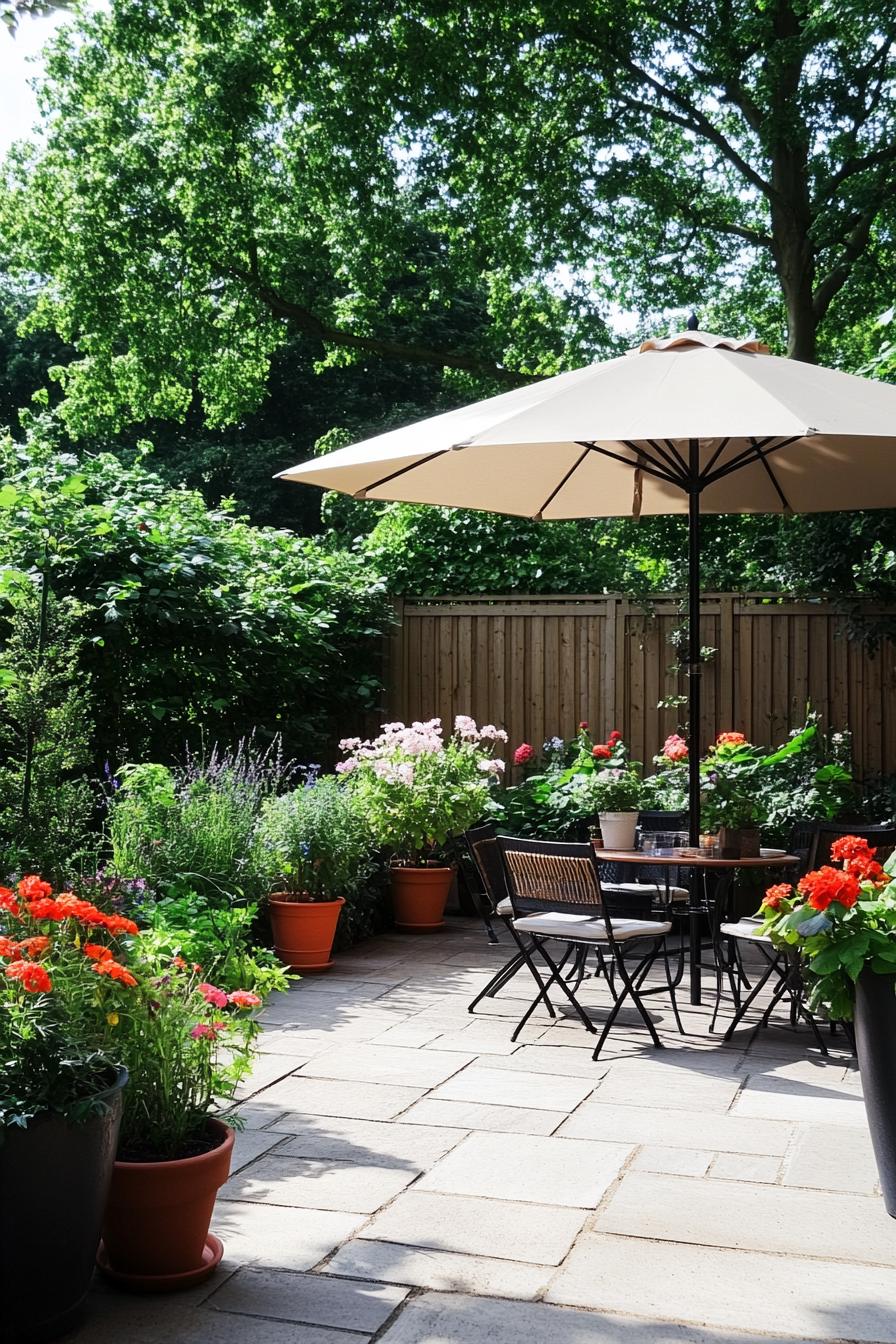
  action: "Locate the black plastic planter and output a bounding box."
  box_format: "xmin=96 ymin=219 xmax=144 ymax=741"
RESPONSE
xmin=1 ymin=1067 xmax=127 ymax=1343
xmin=854 ymin=970 xmax=896 ymax=1217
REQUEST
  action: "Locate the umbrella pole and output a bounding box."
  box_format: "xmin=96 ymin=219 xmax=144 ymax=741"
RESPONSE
xmin=687 ymin=441 xmax=701 ymax=847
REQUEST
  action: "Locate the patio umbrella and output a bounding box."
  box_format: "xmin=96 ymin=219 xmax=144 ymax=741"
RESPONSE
xmin=278 ymin=328 xmax=896 ymax=843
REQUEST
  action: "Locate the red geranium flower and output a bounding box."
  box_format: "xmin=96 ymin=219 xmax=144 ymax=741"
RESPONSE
xmin=0 ymin=887 xmax=20 ymax=916
xmin=198 ymin=983 xmax=229 ymax=1008
xmin=228 ymin=989 xmax=262 ymax=1008
xmin=762 ymin=883 xmax=792 ymax=911
xmin=663 ymin=733 xmax=688 ymax=762
xmin=0 ymin=935 xmax=18 ymax=957
xmin=14 ymin=936 xmax=50 ymax=959
xmin=797 ymin=866 xmax=861 ymax=912
xmin=190 ymin=1021 xmax=227 ymax=1040
xmin=830 ymin=835 xmax=875 ymax=864
xmin=716 ymin=731 xmax=747 ymax=747
xmin=578 ymin=720 xmax=589 ymax=730
xmin=102 ymin=914 xmax=139 ymax=936
xmin=513 ymin=743 xmax=535 ymax=766
xmin=592 ymin=743 xmax=611 ymax=759
xmin=5 ymin=960 xmax=52 ymax=993
xmin=84 ymin=943 xmax=114 ymax=962
xmin=608 ymin=730 xmax=623 ymax=746
xmin=91 ymin=959 xmax=138 ymax=987
xmin=17 ymin=875 xmax=53 ymax=902
xmin=25 ymin=897 xmax=67 ymax=922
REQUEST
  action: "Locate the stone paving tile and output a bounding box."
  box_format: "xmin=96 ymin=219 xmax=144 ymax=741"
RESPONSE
xmin=469 ymin=1045 xmax=610 ymax=1079
xmin=630 ymin=1145 xmax=713 ymax=1177
xmin=325 ymin=1240 xmax=551 ymax=1300
xmin=297 ymin=1043 xmax=474 ymax=1088
xmin=417 ymin=1131 xmax=632 ymax=1208
xmin=358 ymin=1189 xmax=587 ymax=1264
xmin=212 ymin=1201 xmax=367 ymax=1271
xmin=594 ymin=1060 xmax=744 ymax=1112
xmin=557 ymin=1099 xmax=794 ymax=1153
xmin=731 ymin=1073 xmax=868 ymax=1126
xmin=546 ymin=1232 xmax=896 ymax=1342
xmin=597 ymin=1171 xmax=896 ymax=1266
xmin=377 ymin=1290 xmax=818 ymax=1344
xmin=399 ymin=1097 xmax=566 ymax=1135
xmin=230 ymin=1126 xmax=290 ymax=1173
xmin=422 ymin=1018 xmax=551 ymax=1054
xmin=64 ymin=1294 xmax=365 ymax=1344
xmin=233 ymin=1052 xmax=308 ymax=1100
xmin=250 ymin=1075 xmax=428 ymax=1121
xmin=709 ymin=1151 xmax=782 ymax=1183
xmin=207 ymin=1266 xmax=408 ymax=1331
xmin=367 ymin=1020 xmax=449 ymax=1048
xmin=235 ymin=1099 xmax=287 ymax=1129
xmin=273 ymin=1116 xmax=464 ymax=1168
xmin=220 ymin=1152 xmax=419 ymax=1213
xmin=430 ymin=1062 xmax=596 ymax=1112
xmin=782 ymin=1123 xmax=879 ymax=1194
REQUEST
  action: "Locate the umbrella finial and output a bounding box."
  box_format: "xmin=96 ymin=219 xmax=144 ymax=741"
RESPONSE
xmin=686 ymin=312 xmax=699 ymax=331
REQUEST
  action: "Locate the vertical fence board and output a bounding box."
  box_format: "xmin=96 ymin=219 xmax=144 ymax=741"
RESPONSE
xmin=388 ymin=595 xmax=896 ymax=779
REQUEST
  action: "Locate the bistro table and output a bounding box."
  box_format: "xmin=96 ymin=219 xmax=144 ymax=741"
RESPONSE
xmin=596 ymin=848 xmax=800 ymax=1004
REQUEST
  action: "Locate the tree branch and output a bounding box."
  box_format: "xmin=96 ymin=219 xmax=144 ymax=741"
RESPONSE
xmin=812 ymin=206 xmax=879 ymax=322
xmin=816 ymin=140 xmax=896 ymax=207
xmin=228 ymin=265 xmax=534 ymax=387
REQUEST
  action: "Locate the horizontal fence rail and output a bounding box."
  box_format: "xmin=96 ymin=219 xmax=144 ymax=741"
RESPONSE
xmin=385 ymin=594 xmax=896 ymax=778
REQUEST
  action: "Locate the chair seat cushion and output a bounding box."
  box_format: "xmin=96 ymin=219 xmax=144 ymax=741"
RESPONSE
xmin=603 ymin=881 xmax=689 ymax=903
xmin=513 ymin=911 xmax=672 ymax=942
xmin=496 ymin=897 xmax=513 ymax=917
xmin=720 ymin=920 xmax=773 ymax=944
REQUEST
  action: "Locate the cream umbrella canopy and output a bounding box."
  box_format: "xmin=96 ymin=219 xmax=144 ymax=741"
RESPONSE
xmin=278 ymin=329 xmax=896 ymax=845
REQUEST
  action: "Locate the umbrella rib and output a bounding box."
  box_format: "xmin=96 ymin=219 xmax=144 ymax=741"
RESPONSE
xmin=579 ymin=442 xmax=681 ymax=487
xmin=353 ymin=450 xmax=449 ymax=498
xmin=620 ymin=439 xmax=686 ymax=483
xmin=702 ymin=435 xmax=801 ymax=488
xmin=657 ymin=439 xmax=689 ymax=476
xmin=700 ymin=438 xmax=731 ymax=478
xmin=533 ymin=445 xmax=593 ymax=519
xmin=756 ymin=452 xmax=792 ymax=512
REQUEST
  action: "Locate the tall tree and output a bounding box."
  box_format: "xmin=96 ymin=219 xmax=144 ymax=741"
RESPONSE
xmin=2 ymin=0 xmax=895 ymax=440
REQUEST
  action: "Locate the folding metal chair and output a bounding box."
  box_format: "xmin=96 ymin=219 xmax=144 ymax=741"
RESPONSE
xmin=498 ymin=835 xmax=684 ymax=1058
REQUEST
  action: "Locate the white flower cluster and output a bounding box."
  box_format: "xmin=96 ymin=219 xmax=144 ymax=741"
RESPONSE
xmin=336 ymin=716 xmax=507 ymax=782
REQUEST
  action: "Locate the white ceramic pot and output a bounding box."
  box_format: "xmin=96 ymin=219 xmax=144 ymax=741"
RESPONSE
xmin=598 ymin=811 xmax=638 ymax=850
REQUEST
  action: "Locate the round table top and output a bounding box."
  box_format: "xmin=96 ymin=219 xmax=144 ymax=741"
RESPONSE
xmin=595 ymin=847 xmax=800 ymax=869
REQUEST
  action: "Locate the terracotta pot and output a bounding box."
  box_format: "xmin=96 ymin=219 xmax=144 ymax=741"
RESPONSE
xmin=2 ymin=1067 xmax=126 ymax=1343
xmin=854 ymin=969 xmax=896 ymax=1217
xmin=598 ymin=811 xmax=638 ymax=850
xmin=98 ymin=1118 xmax=234 ymax=1291
xmin=269 ymin=895 xmax=345 ymax=971
xmin=390 ymin=865 xmax=453 ymax=931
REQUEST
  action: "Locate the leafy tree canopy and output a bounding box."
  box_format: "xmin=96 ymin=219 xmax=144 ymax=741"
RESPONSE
xmin=0 ymin=413 xmax=390 ymax=763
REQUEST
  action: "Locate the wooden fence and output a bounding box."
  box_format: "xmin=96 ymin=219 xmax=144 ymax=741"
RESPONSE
xmin=385 ymin=594 xmax=896 ymax=777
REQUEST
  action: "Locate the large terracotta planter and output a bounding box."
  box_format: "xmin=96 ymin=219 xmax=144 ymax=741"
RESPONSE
xmin=98 ymin=1117 xmax=234 ymax=1290
xmin=2 ymin=1067 xmax=126 ymax=1343
xmin=391 ymin=865 xmax=453 ymax=931
xmin=269 ymin=895 xmax=345 ymax=971
xmin=854 ymin=969 xmax=896 ymax=1217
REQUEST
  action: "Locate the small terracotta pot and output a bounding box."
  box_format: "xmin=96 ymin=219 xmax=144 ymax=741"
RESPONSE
xmin=98 ymin=1118 xmax=234 ymax=1291
xmin=390 ymin=866 xmax=453 ymax=931
xmin=269 ymin=895 xmax=345 ymax=971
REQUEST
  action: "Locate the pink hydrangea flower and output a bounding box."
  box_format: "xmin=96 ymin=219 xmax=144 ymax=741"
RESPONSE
xmin=663 ymin=734 xmax=689 ymax=762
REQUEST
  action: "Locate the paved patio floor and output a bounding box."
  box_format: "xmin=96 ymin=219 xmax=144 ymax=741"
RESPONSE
xmin=72 ymin=917 xmax=896 ymax=1343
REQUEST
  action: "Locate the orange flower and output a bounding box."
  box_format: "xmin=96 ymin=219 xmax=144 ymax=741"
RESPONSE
xmin=797 ymin=866 xmax=861 ymax=912
xmin=763 ymin=883 xmax=792 ymax=911
xmin=84 ymin=943 xmax=114 ymax=962
xmin=228 ymin=989 xmax=262 ymax=1008
xmin=0 ymin=887 xmax=20 ymax=917
xmin=91 ymin=959 xmax=137 ymax=987
xmin=25 ymin=897 xmax=66 ymax=922
xmin=14 ymin=936 xmax=50 ymax=959
xmin=830 ymin=835 xmax=875 ymax=864
xmin=592 ymin=744 xmax=611 ymax=759
xmin=716 ymin=731 xmax=747 ymax=747
xmin=5 ymin=960 xmax=52 ymax=993
xmin=0 ymin=935 xmax=18 ymax=957
xmin=17 ymin=875 xmax=53 ymax=902
xmin=102 ymin=914 xmax=139 ymax=937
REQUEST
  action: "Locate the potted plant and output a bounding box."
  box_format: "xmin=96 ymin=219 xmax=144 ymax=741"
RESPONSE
xmin=253 ymin=772 xmax=374 ymax=970
xmin=338 ymin=716 xmax=506 ymax=930
xmin=0 ymin=876 xmax=136 ymax=1343
xmin=585 ymin=732 xmax=643 ymax=850
xmin=98 ymin=947 xmax=266 ymax=1289
xmin=756 ymin=836 xmax=896 ymax=1215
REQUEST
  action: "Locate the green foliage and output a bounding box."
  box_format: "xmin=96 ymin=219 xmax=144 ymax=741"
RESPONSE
xmin=341 ymin=718 xmax=504 ymax=862
xmin=137 ymin=898 xmax=289 ymax=999
xmin=0 ymin=584 xmax=97 ymax=882
xmin=0 ymin=417 xmax=390 ymax=763
xmin=253 ymin=774 xmax=374 ymax=901
xmin=109 ymin=739 xmax=291 ymax=904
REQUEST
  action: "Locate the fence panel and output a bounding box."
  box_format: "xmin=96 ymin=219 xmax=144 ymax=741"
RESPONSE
xmin=387 ymin=595 xmax=896 ymax=777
